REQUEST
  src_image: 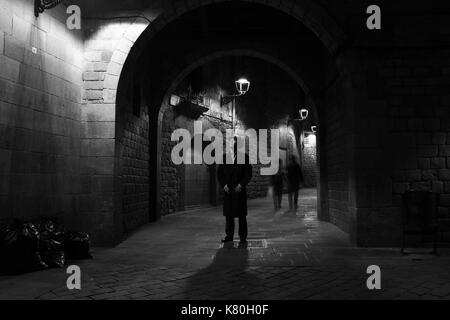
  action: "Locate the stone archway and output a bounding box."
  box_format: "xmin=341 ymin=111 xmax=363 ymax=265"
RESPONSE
xmin=155 ymin=49 xmax=322 ymax=219
xmin=83 ymin=0 xmax=348 ymax=119
xmin=81 ymin=0 xmax=362 ymax=245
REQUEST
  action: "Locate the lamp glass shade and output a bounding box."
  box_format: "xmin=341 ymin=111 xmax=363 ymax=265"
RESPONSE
xmin=236 ymin=78 xmax=250 ymax=95
xmin=299 ymin=109 xmax=309 ymax=120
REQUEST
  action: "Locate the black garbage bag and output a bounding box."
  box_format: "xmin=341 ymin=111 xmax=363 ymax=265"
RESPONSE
xmin=39 ymin=239 xmax=66 ymax=268
xmin=0 ymin=221 xmax=48 ymax=275
xmin=39 ymin=219 xmax=66 ymax=268
xmin=64 ymin=231 xmax=92 ymax=260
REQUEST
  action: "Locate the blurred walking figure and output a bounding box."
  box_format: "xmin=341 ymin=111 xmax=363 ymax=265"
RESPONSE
xmin=270 ymin=159 xmax=284 ymax=210
xmin=286 ymin=155 xmax=303 ymax=212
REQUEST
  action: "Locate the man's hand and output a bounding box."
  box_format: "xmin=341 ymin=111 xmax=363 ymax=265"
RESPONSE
xmin=224 ymin=185 xmax=230 ymax=194
xmin=234 ymin=184 xmax=243 ymax=193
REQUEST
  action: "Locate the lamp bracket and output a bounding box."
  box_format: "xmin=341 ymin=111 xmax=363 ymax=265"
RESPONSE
xmin=35 ymin=0 xmax=63 ymax=17
xmin=220 ymin=94 xmax=242 ymax=106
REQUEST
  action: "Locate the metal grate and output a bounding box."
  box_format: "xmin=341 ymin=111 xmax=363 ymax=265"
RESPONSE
xmin=233 ymin=239 xmax=267 ymax=248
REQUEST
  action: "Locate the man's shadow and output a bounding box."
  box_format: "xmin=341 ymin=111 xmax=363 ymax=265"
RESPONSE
xmin=183 ymin=243 xmax=262 ymax=299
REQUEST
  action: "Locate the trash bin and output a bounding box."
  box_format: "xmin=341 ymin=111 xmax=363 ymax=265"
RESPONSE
xmin=401 ymin=190 xmax=439 ymax=254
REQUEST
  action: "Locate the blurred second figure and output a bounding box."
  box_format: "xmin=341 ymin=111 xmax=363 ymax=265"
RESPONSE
xmin=270 ymin=159 xmax=284 ymax=211
xmin=286 ymin=155 xmax=303 ymax=212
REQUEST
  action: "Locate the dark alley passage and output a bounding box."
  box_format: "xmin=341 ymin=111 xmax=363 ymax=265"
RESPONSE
xmin=1 ymin=0 xmax=450 ymax=304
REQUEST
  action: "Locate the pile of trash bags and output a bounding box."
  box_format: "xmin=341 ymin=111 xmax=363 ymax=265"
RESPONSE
xmin=0 ymin=219 xmax=92 ymax=275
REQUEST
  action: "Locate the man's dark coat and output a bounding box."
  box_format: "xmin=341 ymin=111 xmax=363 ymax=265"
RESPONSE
xmin=217 ymin=153 xmax=253 ymax=218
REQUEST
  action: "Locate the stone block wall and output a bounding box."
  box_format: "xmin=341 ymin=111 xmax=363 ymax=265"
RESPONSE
xmin=353 ymin=46 xmax=450 ymax=246
xmin=119 ymin=106 xmax=150 ymax=235
xmin=79 ymin=18 xmax=148 ymax=244
xmin=160 ymin=107 xmax=181 ymax=215
xmin=0 ymin=0 xmax=83 ymax=228
xmin=247 ymin=163 xmax=269 ymax=199
xmin=322 ymin=79 xmax=350 ymax=234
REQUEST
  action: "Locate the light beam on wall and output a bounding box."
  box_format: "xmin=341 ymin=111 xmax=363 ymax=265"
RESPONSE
xmin=305 ymin=133 xmax=316 ymax=147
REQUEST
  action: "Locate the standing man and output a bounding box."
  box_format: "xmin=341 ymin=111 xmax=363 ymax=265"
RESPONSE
xmin=217 ymin=137 xmax=253 ymax=244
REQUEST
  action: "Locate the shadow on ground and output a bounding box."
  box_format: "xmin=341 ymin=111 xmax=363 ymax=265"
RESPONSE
xmin=1 ymin=189 xmax=450 ymax=300
xmin=184 ymin=243 xmax=263 ymax=299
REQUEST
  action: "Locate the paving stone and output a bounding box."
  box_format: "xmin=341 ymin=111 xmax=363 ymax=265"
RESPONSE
xmin=1 ymin=190 xmax=450 ymax=300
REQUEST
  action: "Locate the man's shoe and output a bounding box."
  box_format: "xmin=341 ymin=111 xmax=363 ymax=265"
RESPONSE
xmin=238 ymin=240 xmax=248 ymax=248
xmin=221 ymin=238 xmax=233 ymax=243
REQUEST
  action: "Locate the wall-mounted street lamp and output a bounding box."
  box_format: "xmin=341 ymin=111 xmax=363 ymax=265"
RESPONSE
xmin=311 ymin=126 xmax=317 ymax=133
xmin=299 ymin=109 xmax=309 ymax=120
xmin=292 ymin=108 xmax=309 ymax=122
xmin=220 ymin=78 xmax=251 ymax=105
xmin=235 ymin=78 xmax=251 ymax=95
xmin=35 ymin=0 xmax=63 ymax=17
xmin=220 ymin=78 xmax=251 ymax=132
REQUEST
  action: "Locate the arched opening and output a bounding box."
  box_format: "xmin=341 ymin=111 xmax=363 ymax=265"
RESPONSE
xmin=114 ymin=1 xmax=356 ymax=243
xmin=158 ymin=54 xmax=319 ymax=215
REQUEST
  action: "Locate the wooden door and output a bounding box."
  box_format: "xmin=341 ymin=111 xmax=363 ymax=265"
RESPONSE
xmin=184 ymin=164 xmax=211 ymax=207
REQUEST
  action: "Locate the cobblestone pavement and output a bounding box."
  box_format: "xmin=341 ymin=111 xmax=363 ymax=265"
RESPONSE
xmin=1 ymin=189 xmax=450 ymax=300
